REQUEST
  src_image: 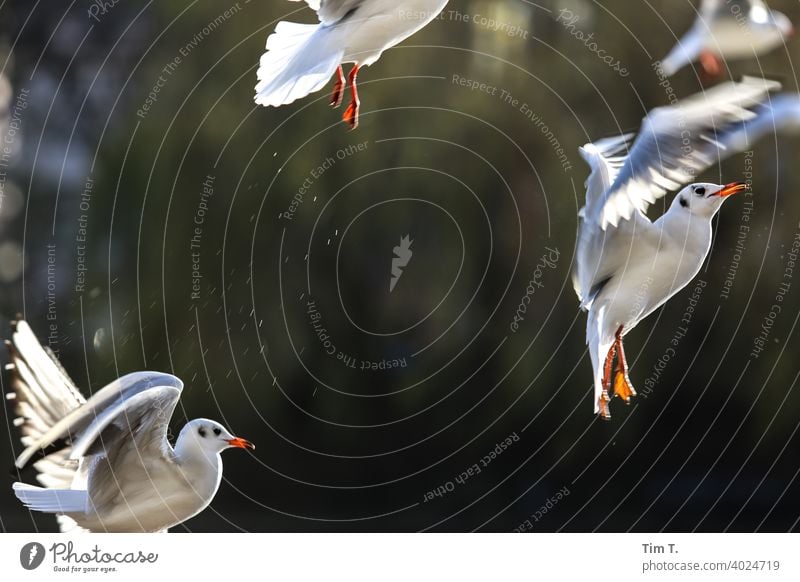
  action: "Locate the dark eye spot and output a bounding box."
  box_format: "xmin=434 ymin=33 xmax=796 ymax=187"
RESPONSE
xmin=680 ymin=197 xmax=688 ymax=208
xmin=694 ymin=186 xmax=706 ymax=196
xmin=213 ymin=427 xmax=221 ymax=437
xmin=198 ymin=427 xmax=207 ymax=438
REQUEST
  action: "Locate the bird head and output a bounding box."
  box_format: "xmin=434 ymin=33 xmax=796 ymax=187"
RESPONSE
xmin=771 ymin=10 xmax=795 ymax=39
xmin=178 ymin=419 xmax=255 ymax=456
xmin=672 ymin=182 xmax=747 ymax=219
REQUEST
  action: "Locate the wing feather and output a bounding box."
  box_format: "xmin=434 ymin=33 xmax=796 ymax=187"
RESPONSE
xmin=595 ymin=76 xmax=780 ymax=229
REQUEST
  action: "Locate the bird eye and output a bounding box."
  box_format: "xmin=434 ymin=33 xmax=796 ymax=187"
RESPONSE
xmin=680 ymin=197 xmax=688 ymax=208
xmin=198 ymin=427 xmax=207 ymax=438
xmin=213 ymin=427 xmax=221 ymax=437
xmin=694 ymin=186 xmax=706 ymax=196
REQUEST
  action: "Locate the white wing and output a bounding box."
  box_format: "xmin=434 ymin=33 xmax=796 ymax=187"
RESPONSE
xmin=7 ymin=320 xmax=86 ymax=482
xmin=7 ymin=320 xmax=88 ymax=531
xmin=289 ymin=0 xmax=364 ymax=25
xmin=718 ymin=92 xmax=800 ymax=152
xmin=15 ymin=368 xmax=183 ymax=470
xmin=572 ymin=134 xmax=650 ymax=309
xmin=595 ymin=76 xmax=780 ymax=229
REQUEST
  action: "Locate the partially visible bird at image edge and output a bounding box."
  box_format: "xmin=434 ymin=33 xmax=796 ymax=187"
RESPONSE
xmin=6 ymin=319 xmax=255 ymax=532
xmin=254 ymin=0 xmax=449 ymax=129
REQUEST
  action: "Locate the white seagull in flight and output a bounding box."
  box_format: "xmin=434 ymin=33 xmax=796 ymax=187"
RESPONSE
xmin=7 ymin=320 xmax=255 ymax=532
xmin=573 ymin=77 xmax=780 ymax=419
xmin=254 ymin=0 xmax=449 ymax=129
xmin=660 ymin=0 xmax=793 ymax=78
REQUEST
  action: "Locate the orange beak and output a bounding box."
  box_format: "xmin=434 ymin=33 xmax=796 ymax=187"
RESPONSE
xmin=227 ymin=437 xmax=255 ymax=451
xmin=717 ymin=182 xmax=747 ymax=197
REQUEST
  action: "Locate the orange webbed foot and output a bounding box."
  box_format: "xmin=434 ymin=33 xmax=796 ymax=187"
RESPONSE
xmin=598 ymin=390 xmax=612 ymax=421
xmin=613 ymin=371 xmax=636 ymax=404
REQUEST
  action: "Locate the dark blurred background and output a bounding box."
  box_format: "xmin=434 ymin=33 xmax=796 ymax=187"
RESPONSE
xmin=1 ymin=0 xmax=799 ymax=532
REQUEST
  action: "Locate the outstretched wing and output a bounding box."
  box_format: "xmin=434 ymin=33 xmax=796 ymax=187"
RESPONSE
xmin=7 ymin=320 xmax=86 ymax=483
xmin=14 ymin=358 xmax=183 ymax=470
xmin=594 ymin=76 xmax=780 ymax=229
xmin=7 ymin=320 xmax=89 ymax=531
xmin=573 ymin=134 xmax=649 ymax=310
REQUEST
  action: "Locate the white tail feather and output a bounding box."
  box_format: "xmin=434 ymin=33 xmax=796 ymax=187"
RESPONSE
xmin=254 ymin=22 xmax=343 ymax=107
xmin=13 ymin=482 xmax=88 ymax=514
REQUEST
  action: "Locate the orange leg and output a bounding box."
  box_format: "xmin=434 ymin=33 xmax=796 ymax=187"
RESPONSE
xmin=342 ymin=65 xmax=360 ymax=130
xmin=699 ymin=50 xmax=723 ymax=80
xmin=599 ymin=341 xmax=617 ymax=420
xmin=330 ymin=65 xmax=345 ymax=108
xmin=613 ymin=326 xmax=637 ymax=404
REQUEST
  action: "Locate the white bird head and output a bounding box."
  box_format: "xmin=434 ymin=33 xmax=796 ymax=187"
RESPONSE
xmin=769 ymin=9 xmax=794 ymax=39
xmin=671 ymin=182 xmax=747 ymax=218
xmin=177 ymin=419 xmax=255 ymax=457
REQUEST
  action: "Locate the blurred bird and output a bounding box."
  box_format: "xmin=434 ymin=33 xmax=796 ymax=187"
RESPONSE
xmin=721 ymin=92 xmax=800 ymax=150
xmin=7 ymin=320 xmax=255 ymax=532
xmin=254 ymin=0 xmax=449 ymax=129
xmin=660 ymin=0 xmax=793 ymax=77
xmin=573 ymin=77 xmax=780 ymax=419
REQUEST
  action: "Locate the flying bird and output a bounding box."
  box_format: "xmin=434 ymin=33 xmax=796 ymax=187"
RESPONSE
xmin=254 ymin=0 xmax=449 ymax=129
xmin=660 ymin=0 xmax=793 ymax=78
xmin=573 ymin=77 xmax=781 ymax=419
xmin=7 ymin=319 xmax=255 ymax=532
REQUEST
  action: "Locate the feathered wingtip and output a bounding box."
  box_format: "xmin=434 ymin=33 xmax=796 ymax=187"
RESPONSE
xmin=580 ymin=133 xmax=635 ymax=159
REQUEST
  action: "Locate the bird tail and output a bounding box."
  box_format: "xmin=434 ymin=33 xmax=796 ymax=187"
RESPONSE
xmin=13 ymin=482 xmax=88 ymax=514
xmin=254 ymin=21 xmax=344 ymax=107
xmin=587 ymin=308 xmax=614 ymax=415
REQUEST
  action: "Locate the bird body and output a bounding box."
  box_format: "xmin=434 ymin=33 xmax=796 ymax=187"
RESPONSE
xmin=7 ymin=320 xmax=254 ymax=533
xmin=255 ymin=0 xmax=449 ymax=127
xmin=574 ymin=77 xmax=780 ymax=418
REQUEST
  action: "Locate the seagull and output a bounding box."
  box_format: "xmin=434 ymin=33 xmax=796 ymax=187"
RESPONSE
xmin=254 ymin=0 xmax=449 ymax=129
xmin=573 ymin=77 xmax=781 ymax=419
xmin=6 ymin=319 xmax=255 ymax=532
xmin=660 ymin=0 xmax=793 ymax=78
